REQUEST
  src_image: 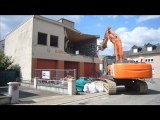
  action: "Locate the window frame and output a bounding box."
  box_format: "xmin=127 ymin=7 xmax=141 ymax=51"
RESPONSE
xmin=2 ymin=44 xmax=4 ymax=49
xmin=50 ymin=35 xmax=59 ymax=47
xmin=147 ymin=46 xmax=152 ymax=51
xmin=37 ymin=32 xmax=48 ymax=46
xmin=133 ymin=48 xmax=138 ymax=53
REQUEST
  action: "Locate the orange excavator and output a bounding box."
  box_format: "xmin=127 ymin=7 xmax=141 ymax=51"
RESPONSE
xmin=95 ymin=27 xmax=152 ymax=94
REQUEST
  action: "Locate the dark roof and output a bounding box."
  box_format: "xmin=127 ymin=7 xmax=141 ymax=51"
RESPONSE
xmin=145 ymin=43 xmax=153 ymax=47
xmin=124 ymin=43 xmax=160 ymax=57
xmin=131 ymin=45 xmax=139 ymax=49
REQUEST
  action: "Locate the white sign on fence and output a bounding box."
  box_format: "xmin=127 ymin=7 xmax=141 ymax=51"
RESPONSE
xmin=42 ymin=71 xmax=50 ymax=79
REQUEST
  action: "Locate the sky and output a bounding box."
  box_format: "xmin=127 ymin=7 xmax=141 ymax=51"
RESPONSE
xmin=0 ymin=15 xmax=160 ymax=55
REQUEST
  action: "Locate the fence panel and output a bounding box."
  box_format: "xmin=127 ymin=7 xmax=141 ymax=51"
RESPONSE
xmin=0 ymin=71 xmax=18 ymax=86
xmin=33 ymin=69 xmax=76 ymax=88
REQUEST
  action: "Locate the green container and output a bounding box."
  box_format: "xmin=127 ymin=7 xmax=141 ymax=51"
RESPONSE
xmin=76 ymin=77 xmax=91 ymax=92
xmin=0 ymin=71 xmax=18 ymax=86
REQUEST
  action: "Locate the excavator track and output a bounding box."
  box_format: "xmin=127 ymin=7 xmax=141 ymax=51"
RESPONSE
xmin=125 ymin=80 xmax=148 ymax=94
xmin=103 ymin=79 xmax=116 ymax=95
xmin=135 ymin=80 xmax=148 ymax=94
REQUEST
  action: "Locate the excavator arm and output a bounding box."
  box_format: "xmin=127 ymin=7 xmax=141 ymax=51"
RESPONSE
xmin=102 ymin=27 xmax=124 ymax=62
xmin=93 ymin=27 xmax=124 ymax=63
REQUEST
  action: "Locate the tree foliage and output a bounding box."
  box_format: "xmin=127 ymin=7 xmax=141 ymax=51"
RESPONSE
xmin=0 ymin=52 xmax=13 ymax=71
xmin=10 ymin=64 xmax=20 ymax=72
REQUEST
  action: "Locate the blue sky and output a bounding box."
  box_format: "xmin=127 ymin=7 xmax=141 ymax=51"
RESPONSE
xmin=0 ymin=15 xmax=160 ymax=55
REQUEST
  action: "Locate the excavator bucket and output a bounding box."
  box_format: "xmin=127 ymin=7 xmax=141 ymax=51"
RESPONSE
xmin=97 ymin=53 xmax=104 ymax=62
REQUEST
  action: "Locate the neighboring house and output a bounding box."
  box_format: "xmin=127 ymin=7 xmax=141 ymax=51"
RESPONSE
xmin=5 ymin=15 xmax=100 ymax=81
xmin=0 ymin=40 xmax=5 ymax=52
xmin=124 ymin=43 xmax=160 ymax=78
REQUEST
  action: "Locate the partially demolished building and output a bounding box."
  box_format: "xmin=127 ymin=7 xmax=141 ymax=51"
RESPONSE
xmin=5 ymin=15 xmax=100 ymax=81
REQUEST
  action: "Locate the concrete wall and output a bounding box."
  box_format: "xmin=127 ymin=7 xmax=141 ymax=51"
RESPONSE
xmin=128 ymin=54 xmax=160 ymax=78
xmin=21 ymin=83 xmax=68 ymax=94
xmin=5 ymin=18 xmax=33 ymax=80
xmin=58 ymin=19 xmax=74 ymax=28
xmin=146 ymin=54 xmax=160 ymax=78
xmin=32 ymin=17 xmax=99 ymax=63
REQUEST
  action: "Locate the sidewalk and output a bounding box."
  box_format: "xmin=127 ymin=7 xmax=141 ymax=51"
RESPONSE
xmin=10 ymin=85 xmax=107 ymax=105
xmin=18 ymin=92 xmax=108 ymax=105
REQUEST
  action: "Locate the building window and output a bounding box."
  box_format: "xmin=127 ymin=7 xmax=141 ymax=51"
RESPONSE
xmin=50 ymin=35 xmax=58 ymax=47
xmin=133 ymin=49 xmax=138 ymax=53
xmin=38 ymin=32 xmax=47 ymax=45
xmin=147 ymin=47 xmax=152 ymax=51
xmin=2 ymin=44 xmax=4 ymax=49
xmin=145 ymin=58 xmax=153 ymax=62
xmin=132 ymin=59 xmax=138 ymax=62
xmin=75 ymin=50 xmax=79 ymax=55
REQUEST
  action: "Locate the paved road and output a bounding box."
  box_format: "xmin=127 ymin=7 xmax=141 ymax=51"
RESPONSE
xmin=17 ymin=78 xmax=160 ymax=105
xmin=63 ymin=78 xmax=160 ymax=105
xmin=18 ymin=86 xmax=67 ymax=104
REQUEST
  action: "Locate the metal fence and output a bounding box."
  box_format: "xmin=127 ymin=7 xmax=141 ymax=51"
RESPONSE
xmin=33 ymin=69 xmax=76 ymax=88
xmin=0 ymin=86 xmax=8 ymax=96
xmin=0 ymin=71 xmax=19 ymax=86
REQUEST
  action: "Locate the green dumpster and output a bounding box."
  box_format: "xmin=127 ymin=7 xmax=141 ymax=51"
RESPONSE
xmin=76 ymin=77 xmax=91 ymax=92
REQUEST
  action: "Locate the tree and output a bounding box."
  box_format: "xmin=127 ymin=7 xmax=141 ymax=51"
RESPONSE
xmin=0 ymin=52 xmax=13 ymax=71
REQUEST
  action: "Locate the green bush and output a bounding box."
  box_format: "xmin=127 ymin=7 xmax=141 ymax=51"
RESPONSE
xmin=0 ymin=52 xmax=20 ymax=73
xmin=0 ymin=52 xmax=13 ymax=71
xmin=10 ymin=64 xmax=20 ymax=72
xmin=0 ymin=52 xmax=21 ymax=85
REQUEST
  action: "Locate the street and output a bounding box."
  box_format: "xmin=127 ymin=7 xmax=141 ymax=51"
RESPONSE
xmin=63 ymin=79 xmax=160 ymax=105
xmin=17 ymin=78 xmax=160 ymax=105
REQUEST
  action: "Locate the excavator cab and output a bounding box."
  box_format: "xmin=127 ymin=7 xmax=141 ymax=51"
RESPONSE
xmin=102 ymin=56 xmax=116 ymax=75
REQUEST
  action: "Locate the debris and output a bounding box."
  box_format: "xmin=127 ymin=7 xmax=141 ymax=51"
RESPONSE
xmin=83 ymin=81 xmax=104 ymax=93
xmin=60 ymin=75 xmax=74 ymax=86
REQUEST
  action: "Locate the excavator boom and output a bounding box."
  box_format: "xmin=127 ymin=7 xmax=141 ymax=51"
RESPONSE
xmin=103 ymin=27 xmax=124 ymax=62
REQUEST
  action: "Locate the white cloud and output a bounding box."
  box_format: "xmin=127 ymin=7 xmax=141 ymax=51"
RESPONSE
xmin=115 ymin=27 xmax=128 ymax=34
xmin=106 ymin=15 xmax=119 ymax=19
xmin=68 ymin=15 xmax=83 ymax=23
xmin=97 ymin=23 xmax=102 ymax=28
xmin=95 ymin=15 xmax=119 ymax=21
xmin=97 ymin=39 xmax=101 ymax=45
xmin=97 ymin=26 xmax=160 ymax=55
xmin=97 ymin=39 xmax=115 ymax=56
xmin=137 ymin=15 xmax=160 ymax=23
xmin=115 ymin=26 xmax=160 ymax=51
xmin=112 ymin=15 xmax=118 ymax=19
xmin=123 ymin=15 xmax=134 ymax=19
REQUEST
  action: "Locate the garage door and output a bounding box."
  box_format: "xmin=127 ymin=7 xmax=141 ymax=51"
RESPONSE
xmin=84 ymin=63 xmax=95 ymax=77
xmin=64 ymin=61 xmax=79 ymax=79
xmin=37 ymin=59 xmax=57 ymax=69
